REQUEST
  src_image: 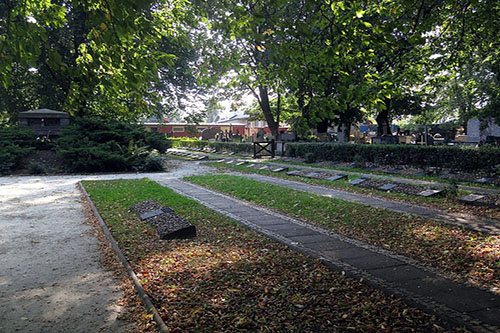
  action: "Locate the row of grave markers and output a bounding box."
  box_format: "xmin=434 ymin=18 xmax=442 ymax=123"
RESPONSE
xmin=218 ymin=159 xmax=490 ymax=205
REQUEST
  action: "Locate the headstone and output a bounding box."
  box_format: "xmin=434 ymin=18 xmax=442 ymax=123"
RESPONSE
xmin=259 ymin=166 xmax=270 ymax=170
xmin=197 ymin=155 xmax=208 ymax=160
xmin=458 ymin=194 xmax=485 ymax=205
xmin=215 ymin=159 xmax=226 ymax=163
xmin=417 ymin=189 xmax=443 ymax=197
xmin=327 ymin=174 xmax=347 ymax=181
xmin=225 ymin=160 xmax=235 ymax=164
xmin=349 ymin=178 xmax=369 ymax=185
xmin=304 ymin=172 xmax=322 ymax=179
xmin=286 ymin=170 xmax=302 ymax=176
xmin=247 ymin=164 xmax=257 ymax=168
xmin=378 ymin=183 xmax=398 ymax=191
xmin=139 ymin=209 xmax=165 ymax=220
xmin=235 ymin=161 xmax=247 ymax=166
xmin=228 ymin=152 xmax=236 ymax=155
xmin=271 ymin=167 xmax=288 ymax=173
xmin=467 ymin=118 xmax=481 ymax=143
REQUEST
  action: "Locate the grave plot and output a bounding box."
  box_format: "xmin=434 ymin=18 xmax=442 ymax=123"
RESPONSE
xmin=131 ymin=200 xmax=196 ymax=240
xmin=356 ymin=179 xmax=434 ymax=196
xmin=459 ymin=193 xmax=500 ymax=208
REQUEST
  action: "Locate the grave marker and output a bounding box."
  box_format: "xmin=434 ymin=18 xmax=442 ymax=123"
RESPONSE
xmin=458 ymin=194 xmax=485 ymax=204
xmin=349 ymin=178 xmax=369 ymax=185
xmin=327 ymin=174 xmax=347 ymax=181
xmin=378 ymin=183 xmax=398 ymax=191
xmin=304 ymin=172 xmax=322 ymax=179
xmin=271 ymin=167 xmax=288 ymax=173
xmin=235 ymin=161 xmax=247 ymax=166
xmin=417 ymin=189 xmax=443 ymax=197
xmin=286 ymin=170 xmax=302 ymax=176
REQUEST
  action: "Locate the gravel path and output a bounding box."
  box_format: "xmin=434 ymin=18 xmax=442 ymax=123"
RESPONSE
xmin=0 ymin=161 xmax=211 ymax=333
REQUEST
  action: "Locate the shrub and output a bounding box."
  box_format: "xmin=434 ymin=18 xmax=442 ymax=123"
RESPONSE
xmin=56 ymin=117 xmax=167 ymax=172
xmin=304 ymin=152 xmax=316 ymax=164
xmin=285 ymin=143 xmax=500 ymax=172
xmin=0 ymin=126 xmax=36 ymax=175
xmin=27 ymin=162 xmax=45 ymax=174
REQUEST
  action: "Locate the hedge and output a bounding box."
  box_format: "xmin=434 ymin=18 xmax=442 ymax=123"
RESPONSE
xmin=285 ymin=143 xmax=500 ymax=172
xmin=168 ymin=138 xmax=253 ymax=154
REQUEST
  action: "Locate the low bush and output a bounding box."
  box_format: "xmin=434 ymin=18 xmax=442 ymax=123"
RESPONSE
xmin=0 ymin=126 xmax=36 ymax=175
xmin=56 ymin=117 xmax=169 ymax=172
xmin=168 ymin=138 xmax=253 ymax=154
xmin=285 ymin=143 xmax=500 ymax=172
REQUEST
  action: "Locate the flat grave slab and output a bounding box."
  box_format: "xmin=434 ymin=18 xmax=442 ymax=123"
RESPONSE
xmin=271 ymin=167 xmax=288 ymax=173
xmin=197 ymin=155 xmax=208 ymax=160
xmin=228 ymin=152 xmax=236 ymax=155
xmin=215 ymin=159 xmax=226 ymax=163
xmin=378 ymin=183 xmax=398 ymax=191
xmin=458 ymin=193 xmax=485 ymax=204
xmin=131 ymin=200 xmax=196 ymax=240
xmin=247 ymin=164 xmax=257 ymax=168
xmin=304 ymin=172 xmax=322 ymax=179
xmin=235 ymin=161 xmax=247 ymax=166
xmin=475 ymin=177 xmax=493 ymax=184
xmin=286 ymin=170 xmax=302 ymax=176
xmin=225 ymin=160 xmax=236 ymax=164
xmin=349 ymin=177 xmax=369 ymax=185
xmin=417 ymin=189 xmax=443 ymax=197
xmin=327 ymin=174 xmax=347 ymax=181
xmin=259 ymin=166 xmax=270 ymax=170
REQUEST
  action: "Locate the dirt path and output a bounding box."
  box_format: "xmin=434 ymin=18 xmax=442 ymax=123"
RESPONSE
xmin=0 ymin=161 xmax=211 ymax=333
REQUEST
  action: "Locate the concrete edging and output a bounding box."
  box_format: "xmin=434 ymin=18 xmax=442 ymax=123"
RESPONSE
xmin=78 ymin=182 xmax=169 ymax=333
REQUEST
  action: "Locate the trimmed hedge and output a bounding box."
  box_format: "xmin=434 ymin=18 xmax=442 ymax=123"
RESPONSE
xmin=285 ymin=143 xmax=500 ymax=172
xmin=0 ymin=126 xmax=36 ymax=174
xmin=168 ymin=138 xmax=253 ymax=154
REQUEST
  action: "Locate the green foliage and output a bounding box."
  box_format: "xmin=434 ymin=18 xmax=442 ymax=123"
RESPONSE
xmin=27 ymin=161 xmax=45 ymax=175
xmin=286 ymin=143 xmax=500 ymax=172
xmin=0 ymin=126 xmax=36 ymax=174
xmin=56 ymin=117 xmax=168 ymax=172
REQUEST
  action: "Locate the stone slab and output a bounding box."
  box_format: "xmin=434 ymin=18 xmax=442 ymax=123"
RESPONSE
xmin=476 ymin=177 xmax=492 ymax=184
xmin=197 ymin=155 xmax=208 ymax=160
xmin=417 ymin=189 xmax=443 ymax=197
xmin=225 ymin=160 xmax=236 ymax=164
xmin=468 ymin=307 xmax=500 ymax=327
xmin=247 ymin=164 xmax=257 ymax=168
xmin=259 ymin=166 xmax=270 ymax=170
xmin=215 ymin=159 xmax=226 ymax=163
xmin=286 ymin=170 xmax=302 ymax=176
xmin=327 ymin=174 xmax=347 ymax=181
xmin=265 ymin=224 xmax=318 ymax=237
xmin=288 ymin=233 xmax=334 ymax=244
xmin=235 ymin=161 xmax=247 ymax=166
xmin=349 ymin=178 xmax=369 ymax=185
xmin=368 ymin=265 xmax=431 ymax=283
xmin=228 ymin=152 xmax=236 ymax=155
xmin=139 ymin=209 xmax=165 ymax=220
xmin=343 ymin=254 xmax=405 ymax=270
xmin=458 ymin=194 xmax=485 ymax=204
xmin=320 ymin=247 xmax=374 ymax=260
xmin=304 ymin=172 xmax=322 ymax=179
xmin=400 ymin=277 xmax=500 ymax=313
xmin=378 ymin=183 xmax=399 ymax=191
xmin=271 ymin=167 xmax=288 ymax=173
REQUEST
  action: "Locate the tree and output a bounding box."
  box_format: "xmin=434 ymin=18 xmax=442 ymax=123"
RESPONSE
xmin=0 ymin=0 xmax=194 ymax=122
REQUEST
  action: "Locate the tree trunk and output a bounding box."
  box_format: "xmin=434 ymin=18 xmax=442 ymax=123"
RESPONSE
xmin=376 ymin=98 xmax=392 ymax=136
xmin=258 ymin=85 xmax=280 ymax=140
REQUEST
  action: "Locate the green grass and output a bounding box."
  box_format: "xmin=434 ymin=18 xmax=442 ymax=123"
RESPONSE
xmin=185 ymin=174 xmax=500 ymax=292
xmin=81 ymin=178 xmax=449 ymax=332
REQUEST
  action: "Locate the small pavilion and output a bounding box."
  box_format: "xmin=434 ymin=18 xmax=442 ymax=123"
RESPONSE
xmin=18 ymin=109 xmax=70 ymax=137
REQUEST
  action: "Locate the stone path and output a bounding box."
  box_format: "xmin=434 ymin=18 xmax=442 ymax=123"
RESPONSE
xmin=237 ymin=173 xmax=500 ymax=234
xmin=163 ymin=178 xmax=500 ymax=333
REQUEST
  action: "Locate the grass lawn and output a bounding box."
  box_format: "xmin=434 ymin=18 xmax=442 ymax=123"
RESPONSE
xmin=185 ymin=174 xmax=500 ymax=294
xmin=205 ymin=161 xmax=500 ymax=221
xmin=82 ymin=178 xmax=454 ymax=332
